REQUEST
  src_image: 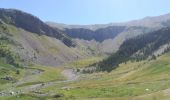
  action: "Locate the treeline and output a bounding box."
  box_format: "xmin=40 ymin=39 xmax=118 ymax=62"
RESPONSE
xmin=96 ymin=28 xmax=170 ymax=72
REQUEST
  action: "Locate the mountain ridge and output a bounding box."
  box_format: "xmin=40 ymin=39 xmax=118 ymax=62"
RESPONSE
xmin=46 ymin=13 xmax=170 ymax=55
xmin=1 ymin=8 xmax=170 ymax=100
xmin=46 ymin=13 xmax=170 ymax=30
xmin=0 ymin=8 xmax=75 ymax=47
xmin=0 ymin=8 xmax=97 ymax=67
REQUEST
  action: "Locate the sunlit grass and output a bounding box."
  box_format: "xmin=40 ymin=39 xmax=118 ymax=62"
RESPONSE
xmin=65 ymin=56 xmax=104 ymax=68
xmin=40 ymin=53 xmax=170 ymax=100
xmin=17 ymin=65 xmax=66 ymax=87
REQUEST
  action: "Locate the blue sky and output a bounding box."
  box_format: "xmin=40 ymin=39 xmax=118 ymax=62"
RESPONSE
xmin=0 ymin=0 xmax=170 ymax=25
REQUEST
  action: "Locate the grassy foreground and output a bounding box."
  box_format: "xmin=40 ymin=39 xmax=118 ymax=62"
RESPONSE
xmin=40 ymin=53 xmax=170 ymax=100
xmin=1 ymin=54 xmax=170 ymax=100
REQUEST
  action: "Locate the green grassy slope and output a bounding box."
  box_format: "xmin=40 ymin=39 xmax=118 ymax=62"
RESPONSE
xmin=37 ymin=53 xmax=170 ymax=100
xmin=64 ymin=56 xmax=104 ymax=68
xmin=1 ymin=8 xmax=170 ymax=100
xmin=0 ymin=63 xmax=66 ymax=100
xmin=0 ymin=62 xmax=23 ymax=90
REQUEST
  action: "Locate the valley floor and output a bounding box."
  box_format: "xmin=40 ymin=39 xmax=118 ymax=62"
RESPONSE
xmin=1 ymin=54 xmax=170 ymax=100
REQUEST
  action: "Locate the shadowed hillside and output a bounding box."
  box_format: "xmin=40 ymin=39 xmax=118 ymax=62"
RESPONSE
xmin=97 ymin=27 xmax=170 ymax=72
xmin=0 ymin=8 xmax=75 ymax=47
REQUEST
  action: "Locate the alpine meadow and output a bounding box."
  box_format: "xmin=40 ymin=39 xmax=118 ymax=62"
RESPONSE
xmin=1 ymin=0 xmax=170 ymax=100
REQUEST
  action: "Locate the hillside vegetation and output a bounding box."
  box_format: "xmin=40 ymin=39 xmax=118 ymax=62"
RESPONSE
xmin=37 ymin=53 xmax=170 ymax=100
xmin=97 ymin=27 xmax=170 ymax=72
xmin=0 ymin=20 xmax=21 ymax=67
xmin=1 ymin=8 xmax=170 ymax=100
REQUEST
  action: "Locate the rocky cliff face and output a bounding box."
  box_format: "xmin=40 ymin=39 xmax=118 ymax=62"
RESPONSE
xmin=65 ymin=26 xmax=126 ymax=42
xmin=47 ymin=13 xmax=170 ymax=55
